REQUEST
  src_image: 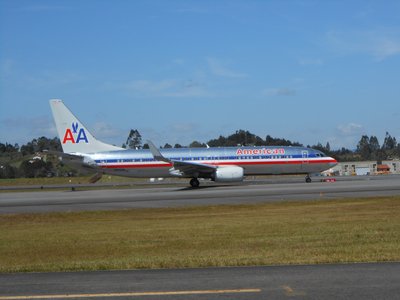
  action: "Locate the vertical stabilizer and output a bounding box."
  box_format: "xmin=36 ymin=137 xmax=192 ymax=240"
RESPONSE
xmin=50 ymin=99 xmax=123 ymax=154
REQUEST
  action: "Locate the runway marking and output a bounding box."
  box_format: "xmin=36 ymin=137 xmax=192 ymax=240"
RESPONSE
xmin=0 ymin=289 xmax=261 ymax=299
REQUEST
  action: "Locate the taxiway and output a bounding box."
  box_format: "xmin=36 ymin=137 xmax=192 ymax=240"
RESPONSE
xmin=1 ymin=175 xmax=400 ymax=214
xmin=0 ymin=263 xmax=399 ymax=299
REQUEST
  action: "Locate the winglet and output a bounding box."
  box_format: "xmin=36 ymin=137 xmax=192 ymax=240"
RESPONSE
xmin=147 ymin=140 xmax=171 ymax=163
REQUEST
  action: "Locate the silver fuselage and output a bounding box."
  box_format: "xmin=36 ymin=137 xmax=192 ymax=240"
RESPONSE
xmin=79 ymin=146 xmax=337 ymax=178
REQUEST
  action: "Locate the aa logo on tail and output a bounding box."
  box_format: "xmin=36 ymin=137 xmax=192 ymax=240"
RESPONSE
xmin=63 ymin=122 xmax=89 ymax=144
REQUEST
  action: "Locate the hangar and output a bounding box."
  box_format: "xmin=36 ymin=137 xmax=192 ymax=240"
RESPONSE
xmin=331 ymin=160 xmax=400 ymax=176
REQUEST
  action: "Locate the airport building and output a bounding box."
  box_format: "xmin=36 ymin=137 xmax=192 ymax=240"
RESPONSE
xmin=331 ymin=160 xmax=400 ymax=176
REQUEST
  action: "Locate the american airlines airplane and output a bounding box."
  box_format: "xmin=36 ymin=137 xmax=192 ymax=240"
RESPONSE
xmin=50 ymin=99 xmax=338 ymax=187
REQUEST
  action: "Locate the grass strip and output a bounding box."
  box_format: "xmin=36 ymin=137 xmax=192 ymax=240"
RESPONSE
xmin=0 ymin=196 xmax=399 ymax=273
xmin=0 ymin=176 xmax=148 ymax=186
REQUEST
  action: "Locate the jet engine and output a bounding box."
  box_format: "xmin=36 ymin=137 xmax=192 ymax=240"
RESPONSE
xmin=213 ymin=166 xmax=244 ymax=182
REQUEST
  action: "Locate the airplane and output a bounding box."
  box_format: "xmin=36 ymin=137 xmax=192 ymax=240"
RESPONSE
xmin=49 ymin=99 xmax=338 ymax=187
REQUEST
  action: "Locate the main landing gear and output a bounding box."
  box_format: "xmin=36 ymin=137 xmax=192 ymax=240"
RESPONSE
xmin=190 ymin=178 xmax=200 ymax=188
xmin=305 ymin=175 xmax=312 ymax=183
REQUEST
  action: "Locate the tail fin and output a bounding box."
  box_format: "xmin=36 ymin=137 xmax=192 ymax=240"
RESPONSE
xmin=50 ymin=99 xmax=123 ymax=154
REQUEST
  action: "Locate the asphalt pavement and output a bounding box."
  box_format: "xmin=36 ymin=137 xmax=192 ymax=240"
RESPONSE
xmin=0 ymin=263 xmax=399 ymax=299
xmin=1 ymin=176 xmax=400 ymax=299
xmin=1 ymin=175 xmax=400 ymax=214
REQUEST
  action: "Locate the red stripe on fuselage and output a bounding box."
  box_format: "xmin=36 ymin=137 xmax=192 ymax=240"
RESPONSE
xmin=99 ymin=159 xmax=336 ymax=169
xmin=101 ymin=163 xmax=172 ymax=169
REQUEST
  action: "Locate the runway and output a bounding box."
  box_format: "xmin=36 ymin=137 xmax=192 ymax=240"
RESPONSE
xmin=0 ymin=263 xmax=399 ymax=299
xmin=1 ymin=178 xmax=399 ymax=299
xmin=1 ymin=175 xmax=400 ymax=214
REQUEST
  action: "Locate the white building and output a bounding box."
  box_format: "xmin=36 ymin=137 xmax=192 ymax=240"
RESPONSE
xmin=332 ymin=160 xmax=400 ymax=176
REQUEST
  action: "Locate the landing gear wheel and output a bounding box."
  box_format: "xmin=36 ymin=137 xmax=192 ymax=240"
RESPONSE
xmin=190 ymin=178 xmax=200 ymax=188
xmin=305 ymin=176 xmax=312 ymax=183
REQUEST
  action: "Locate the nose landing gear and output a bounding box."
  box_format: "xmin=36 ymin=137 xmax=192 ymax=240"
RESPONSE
xmin=305 ymin=175 xmax=312 ymax=183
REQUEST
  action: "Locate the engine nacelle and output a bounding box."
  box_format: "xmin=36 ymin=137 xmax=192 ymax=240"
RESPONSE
xmin=213 ymin=166 xmax=244 ymax=182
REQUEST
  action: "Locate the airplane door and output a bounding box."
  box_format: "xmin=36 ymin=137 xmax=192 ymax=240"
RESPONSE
xmin=301 ymin=150 xmax=309 ymax=172
xmin=302 ymin=150 xmax=309 ymax=163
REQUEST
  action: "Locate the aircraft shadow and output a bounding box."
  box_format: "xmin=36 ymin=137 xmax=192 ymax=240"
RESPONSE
xmin=177 ymin=183 xmax=249 ymax=191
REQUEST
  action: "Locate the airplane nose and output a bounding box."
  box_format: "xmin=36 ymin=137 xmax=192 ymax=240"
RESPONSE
xmin=329 ymin=157 xmax=338 ymax=167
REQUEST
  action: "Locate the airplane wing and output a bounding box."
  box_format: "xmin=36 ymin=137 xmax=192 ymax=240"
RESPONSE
xmin=147 ymin=141 xmax=216 ymax=177
xmin=171 ymin=160 xmax=216 ymax=177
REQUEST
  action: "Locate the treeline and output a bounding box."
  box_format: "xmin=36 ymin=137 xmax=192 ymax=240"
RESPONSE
xmin=125 ymin=129 xmax=400 ymax=162
xmin=0 ymin=137 xmax=61 ymax=155
xmin=123 ymin=129 xmax=304 ymax=150
xmin=0 ymin=137 xmax=70 ymax=179
xmin=1 ymin=130 xmax=400 ymax=179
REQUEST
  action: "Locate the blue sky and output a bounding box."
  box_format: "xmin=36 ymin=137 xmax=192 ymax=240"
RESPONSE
xmin=1 ymin=0 xmax=400 ymax=149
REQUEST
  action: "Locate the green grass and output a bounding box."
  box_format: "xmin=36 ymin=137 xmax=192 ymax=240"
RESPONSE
xmin=0 ymin=196 xmax=399 ymax=273
xmin=0 ymin=176 xmax=188 ymax=188
xmin=0 ymin=176 xmax=137 ymax=186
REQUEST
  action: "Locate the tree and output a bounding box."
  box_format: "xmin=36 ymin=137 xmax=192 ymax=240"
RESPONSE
xmin=265 ymin=135 xmax=302 ymax=146
xmin=230 ymin=130 xmax=252 ymax=146
xmin=397 ymin=144 xmax=400 ymax=159
xmin=49 ymin=137 xmax=62 ymax=152
xmin=369 ymin=136 xmax=380 ymax=153
xmin=0 ymin=164 xmax=16 ymax=179
xmin=382 ymin=132 xmax=398 ymax=159
xmin=325 ymin=142 xmax=331 ymax=153
xmin=368 ymin=135 xmax=381 ymax=160
xmin=20 ymin=142 xmax=35 ymax=155
xmin=331 ymin=147 xmax=354 ymax=162
xmin=163 ymin=143 xmax=172 ymax=149
xmin=311 ymin=142 xmax=326 ymax=153
xmin=356 ymin=135 xmax=371 ymax=160
xmin=226 ymin=130 xmax=266 ymax=146
xmin=20 ymin=137 xmax=61 ymax=155
xmin=0 ymin=142 xmax=19 ymax=153
xmin=208 ymin=130 xmax=268 ymax=147
xmin=382 ymin=132 xmax=397 ymax=150
xmin=207 ymin=135 xmax=228 ymax=147
xmin=19 ymin=159 xmax=53 ymax=178
xmin=125 ymin=129 xmax=142 ymax=149
xmin=189 ymin=141 xmax=206 ymax=148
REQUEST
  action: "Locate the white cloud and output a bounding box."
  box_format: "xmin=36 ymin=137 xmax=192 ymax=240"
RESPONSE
xmin=173 ymin=7 xmax=209 ymax=14
xmin=206 ymin=57 xmax=248 ymax=78
xmin=170 ymin=122 xmax=197 ymax=133
xmin=336 ymin=123 xmax=364 ymax=136
xmin=0 ymin=116 xmax=57 ymax=144
xmin=299 ymin=58 xmax=323 ymax=66
xmin=2 ymin=64 xmax=85 ymax=90
xmin=22 ymin=5 xmax=70 ymax=12
xmin=1 ymin=59 xmax=15 ymax=76
xmin=125 ymin=79 xmax=177 ymax=94
xmin=325 ymin=28 xmax=400 ymax=61
xmin=373 ymin=37 xmax=400 ymax=61
xmin=172 ymin=58 xmax=185 ymax=65
xmin=262 ymin=88 xmax=296 ymax=97
xmin=327 ymin=122 xmax=365 ymax=149
xmin=105 ymin=57 xmax=247 ymax=99
xmin=109 ymin=78 xmax=210 ymax=98
xmin=25 ymin=71 xmax=85 ymax=89
xmin=92 ymin=122 xmax=124 ymax=140
xmin=139 ymin=123 xmax=221 ymax=148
